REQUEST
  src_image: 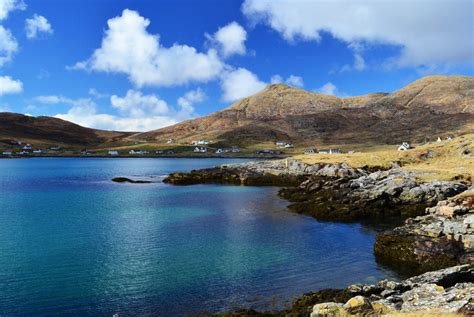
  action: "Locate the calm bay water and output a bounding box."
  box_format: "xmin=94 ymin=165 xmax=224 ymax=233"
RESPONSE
xmin=0 ymin=158 xmax=400 ymax=316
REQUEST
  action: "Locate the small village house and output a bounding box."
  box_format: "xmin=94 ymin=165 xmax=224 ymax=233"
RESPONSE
xmin=231 ymin=146 xmax=241 ymax=153
xmin=2 ymin=151 xmax=12 ymax=156
xmin=194 ymin=147 xmax=207 ymax=153
xmin=304 ymin=149 xmax=316 ymax=154
xmin=398 ymin=142 xmax=411 ymax=151
xmin=215 ymin=148 xmax=224 ymax=154
xmin=108 ymin=150 xmax=119 ymax=156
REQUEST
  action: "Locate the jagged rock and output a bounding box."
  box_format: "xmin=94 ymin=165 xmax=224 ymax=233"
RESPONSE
xmin=343 ymin=296 xmax=373 ymax=314
xmin=310 ymin=302 xmax=344 ymax=317
xmin=375 ymin=196 xmax=474 ymax=274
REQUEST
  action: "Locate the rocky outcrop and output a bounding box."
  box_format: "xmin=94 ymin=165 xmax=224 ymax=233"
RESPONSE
xmin=163 ymin=159 xmax=365 ymax=186
xmin=305 ymin=265 xmax=474 ymax=316
xmin=375 ymin=191 xmax=474 ymax=274
xmin=165 ymin=159 xmax=468 ymax=222
xmin=281 ymin=168 xmax=467 ymax=222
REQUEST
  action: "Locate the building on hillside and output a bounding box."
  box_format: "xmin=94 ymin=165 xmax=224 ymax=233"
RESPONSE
xmin=284 ymin=143 xmax=294 ymax=148
xmin=23 ymin=144 xmax=32 ymax=150
xmin=215 ymin=148 xmax=224 ymax=154
xmin=194 ymin=147 xmax=207 ymax=153
xmin=446 ymin=136 xmax=453 ymax=141
xmin=231 ymin=146 xmax=241 ymax=153
xmin=303 ymin=149 xmax=316 ymax=154
xmin=276 ymin=141 xmax=286 ymax=147
xmin=108 ymin=150 xmax=119 ymax=156
xmin=33 ymin=149 xmax=43 ymax=154
xmin=49 ymin=146 xmax=63 ymax=151
xmin=398 ymin=142 xmax=411 ymax=151
xmin=2 ymin=151 xmax=12 ymax=155
xmin=437 ymin=137 xmax=442 ymax=142
xmin=166 ymin=139 xmax=174 ymax=144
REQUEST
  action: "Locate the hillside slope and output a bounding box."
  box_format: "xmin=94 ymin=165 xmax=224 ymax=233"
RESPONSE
xmin=0 ymin=113 xmax=133 ymax=147
xmin=133 ymin=76 xmax=474 ymax=147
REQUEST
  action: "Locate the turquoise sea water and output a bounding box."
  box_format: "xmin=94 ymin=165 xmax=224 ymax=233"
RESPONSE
xmin=0 ymin=158 xmax=401 ymax=316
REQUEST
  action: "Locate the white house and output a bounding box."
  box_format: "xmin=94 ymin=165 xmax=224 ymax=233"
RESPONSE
xmin=215 ymin=148 xmax=225 ymax=154
xmin=2 ymin=151 xmax=12 ymax=155
xmin=398 ymin=142 xmax=411 ymax=151
xmin=33 ymin=149 xmax=43 ymax=154
xmin=231 ymin=146 xmax=241 ymax=153
xmin=304 ymin=149 xmax=315 ymax=154
xmin=194 ymin=147 xmax=207 ymax=153
xmin=284 ymin=143 xmax=294 ymax=148
xmin=276 ymin=141 xmax=286 ymax=147
xmin=437 ymin=137 xmax=442 ymax=142
xmin=166 ymin=139 xmax=174 ymax=144
xmin=446 ymin=136 xmax=453 ymax=141
xmin=108 ymin=150 xmax=119 ymax=156
xmin=23 ymin=144 xmax=32 ymax=150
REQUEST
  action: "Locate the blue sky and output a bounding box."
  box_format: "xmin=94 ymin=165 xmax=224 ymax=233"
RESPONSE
xmin=0 ymin=0 xmax=473 ymax=131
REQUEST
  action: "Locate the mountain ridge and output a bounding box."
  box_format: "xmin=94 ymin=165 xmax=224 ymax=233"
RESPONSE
xmin=0 ymin=75 xmax=472 ymax=148
xmin=133 ymin=75 xmax=474 ymax=146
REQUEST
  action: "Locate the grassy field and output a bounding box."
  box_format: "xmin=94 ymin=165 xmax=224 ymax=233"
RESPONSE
xmin=294 ymin=134 xmax=473 ymax=182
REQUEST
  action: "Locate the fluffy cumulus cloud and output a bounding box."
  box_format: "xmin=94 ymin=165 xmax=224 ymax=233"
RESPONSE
xmin=72 ymin=9 xmax=225 ymax=87
xmin=55 ymin=104 xmax=179 ymax=132
xmin=37 ymin=89 xmax=203 ymax=132
xmin=0 ymin=0 xmax=25 ymax=21
xmin=0 ymin=75 xmax=22 ymax=95
xmin=271 ymin=74 xmax=304 ymax=87
xmin=242 ymin=0 xmax=474 ymax=68
xmin=25 ymin=14 xmax=53 ymax=39
xmin=0 ymin=25 xmax=18 ymax=66
xmin=315 ymin=82 xmax=338 ymax=96
xmin=221 ymin=68 xmax=266 ymax=102
xmin=208 ymin=21 xmax=247 ymax=57
xmin=177 ymin=88 xmax=206 ymax=114
xmin=110 ymin=90 xmax=170 ymax=117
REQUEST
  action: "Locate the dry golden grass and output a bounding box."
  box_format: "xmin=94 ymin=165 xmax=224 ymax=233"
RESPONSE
xmin=294 ymin=134 xmax=473 ymax=182
xmin=385 ymin=312 xmax=461 ymax=317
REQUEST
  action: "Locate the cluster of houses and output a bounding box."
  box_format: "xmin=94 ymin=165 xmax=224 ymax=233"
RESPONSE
xmin=303 ymin=148 xmax=343 ymax=155
xmin=1 ymin=140 xmax=64 ymax=156
xmin=397 ymin=136 xmax=454 ymax=152
xmin=276 ymin=141 xmax=294 ymax=148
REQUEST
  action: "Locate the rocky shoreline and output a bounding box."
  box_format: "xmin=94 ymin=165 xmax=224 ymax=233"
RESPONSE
xmin=164 ymin=159 xmax=474 ymax=315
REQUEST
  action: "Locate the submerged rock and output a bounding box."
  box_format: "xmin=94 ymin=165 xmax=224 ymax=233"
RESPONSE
xmin=111 ymin=177 xmax=154 ymax=184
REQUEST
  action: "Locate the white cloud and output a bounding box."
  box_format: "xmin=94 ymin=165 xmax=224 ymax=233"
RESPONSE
xmin=35 ymin=95 xmax=95 ymax=107
xmin=270 ymin=74 xmax=304 ymax=87
xmin=25 ymin=14 xmax=53 ymax=39
xmin=315 ymin=82 xmax=338 ymax=96
xmin=110 ymin=90 xmax=170 ymax=117
xmin=88 ymin=88 xmax=109 ymax=99
xmin=242 ymin=0 xmax=474 ymax=68
xmin=72 ymin=9 xmax=225 ymax=87
xmin=270 ymin=74 xmax=283 ymax=84
xmin=177 ymin=88 xmax=206 ymax=114
xmin=285 ymin=75 xmax=304 ymax=88
xmin=221 ymin=67 xmax=267 ymax=102
xmin=0 ymin=0 xmax=25 ymax=21
xmin=54 ymin=103 xmax=179 ymax=132
xmin=0 ymin=75 xmax=22 ymax=95
xmin=40 ymin=90 xmax=196 ymax=132
xmin=0 ymin=25 xmax=18 ymax=66
xmin=208 ymin=21 xmax=247 ymax=57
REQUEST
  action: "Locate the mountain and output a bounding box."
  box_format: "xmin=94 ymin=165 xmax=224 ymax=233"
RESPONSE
xmin=132 ymin=76 xmax=474 ymax=146
xmin=0 ymin=113 xmax=132 ymax=147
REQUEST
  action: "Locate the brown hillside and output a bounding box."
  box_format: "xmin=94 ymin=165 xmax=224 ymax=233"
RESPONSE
xmin=0 ymin=112 xmax=133 ymax=146
xmin=133 ymin=76 xmax=474 ymax=146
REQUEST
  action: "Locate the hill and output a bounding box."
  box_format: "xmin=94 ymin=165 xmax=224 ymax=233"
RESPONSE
xmin=133 ymin=76 xmax=474 ymax=147
xmin=0 ymin=112 xmax=133 ymax=147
